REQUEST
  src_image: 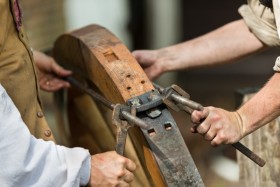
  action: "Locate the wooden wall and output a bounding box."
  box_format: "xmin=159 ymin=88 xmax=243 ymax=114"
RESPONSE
xmin=20 ymin=0 xmax=65 ymax=51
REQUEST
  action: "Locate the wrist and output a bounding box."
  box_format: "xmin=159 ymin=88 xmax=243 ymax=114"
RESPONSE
xmin=233 ymin=110 xmax=246 ymax=139
xmin=159 ymin=46 xmax=181 ymax=73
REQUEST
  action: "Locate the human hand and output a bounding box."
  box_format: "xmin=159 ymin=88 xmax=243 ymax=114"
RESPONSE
xmin=191 ymin=106 xmax=245 ymax=146
xmin=88 ymin=151 xmax=136 ymax=187
xmin=132 ymin=49 xmax=173 ymax=80
xmin=33 ymin=50 xmax=72 ymax=92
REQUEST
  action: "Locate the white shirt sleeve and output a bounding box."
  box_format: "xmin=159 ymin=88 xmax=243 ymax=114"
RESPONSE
xmin=0 ymin=84 xmax=91 ymax=187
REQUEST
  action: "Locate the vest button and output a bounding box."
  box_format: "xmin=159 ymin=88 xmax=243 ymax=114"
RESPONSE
xmin=37 ymin=111 xmax=44 ymax=118
xmin=44 ymin=130 xmax=52 ymax=137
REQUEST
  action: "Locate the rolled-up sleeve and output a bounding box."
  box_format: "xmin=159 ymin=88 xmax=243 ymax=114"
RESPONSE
xmin=0 ymin=84 xmax=91 ymax=187
xmin=238 ymin=0 xmax=280 ymax=47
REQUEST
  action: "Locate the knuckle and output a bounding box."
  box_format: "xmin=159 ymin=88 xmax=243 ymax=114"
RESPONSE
xmin=218 ymin=132 xmax=226 ymax=141
xmin=211 ymin=137 xmax=222 ymax=146
xmin=117 ymin=157 xmax=127 ymax=164
xmin=111 ymin=181 xmax=119 ymax=187
xmin=204 ymin=133 xmax=212 ymax=141
xmin=117 ymin=170 xmax=126 ymax=177
xmin=197 ymin=125 xmax=207 ymax=134
xmin=211 ymin=139 xmax=219 ymax=146
xmin=191 ymin=111 xmax=200 ymax=123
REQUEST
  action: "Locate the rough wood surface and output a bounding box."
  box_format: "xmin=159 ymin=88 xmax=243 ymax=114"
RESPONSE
xmin=237 ymin=91 xmax=280 ymax=187
xmin=53 ymin=25 xmax=166 ymax=187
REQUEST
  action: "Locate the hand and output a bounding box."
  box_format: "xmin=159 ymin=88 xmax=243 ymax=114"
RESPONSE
xmin=88 ymin=151 xmax=136 ymax=187
xmin=132 ymin=49 xmax=174 ymax=80
xmin=33 ymin=51 xmax=72 ymax=92
xmin=191 ymin=106 xmax=245 ymax=146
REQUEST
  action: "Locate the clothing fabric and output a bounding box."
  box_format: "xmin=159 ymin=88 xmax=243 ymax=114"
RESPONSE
xmin=239 ymin=0 xmax=280 ymax=47
xmin=0 ymin=84 xmax=90 ymax=187
xmin=0 ymin=0 xmax=91 ymax=186
xmin=273 ymin=0 xmax=280 ymax=38
xmin=238 ymin=0 xmax=280 ymax=72
xmin=0 ymin=0 xmax=54 ymax=141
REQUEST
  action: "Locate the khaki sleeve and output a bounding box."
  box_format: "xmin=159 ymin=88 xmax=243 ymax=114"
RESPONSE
xmin=273 ymin=56 xmax=280 ymax=71
xmin=238 ymin=2 xmax=280 ymax=47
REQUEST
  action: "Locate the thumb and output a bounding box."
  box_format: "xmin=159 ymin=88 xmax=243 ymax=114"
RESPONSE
xmin=51 ymin=60 xmax=72 ymax=77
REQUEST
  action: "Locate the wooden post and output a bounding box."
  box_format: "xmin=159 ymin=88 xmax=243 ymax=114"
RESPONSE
xmin=235 ymin=88 xmax=280 ymax=187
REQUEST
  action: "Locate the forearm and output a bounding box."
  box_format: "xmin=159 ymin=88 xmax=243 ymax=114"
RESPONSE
xmin=237 ymin=73 xmax=280 ymax=136
xmin=162 ymin=19 xmax=266 ymax=72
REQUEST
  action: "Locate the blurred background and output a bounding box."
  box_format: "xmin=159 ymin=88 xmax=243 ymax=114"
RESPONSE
xmin=21 ymin=0 xmax=277 ymax=186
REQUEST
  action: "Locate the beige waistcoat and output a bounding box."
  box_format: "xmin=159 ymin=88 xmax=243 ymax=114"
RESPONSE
xmin=0 ymin=0 xmax=54 ymax=141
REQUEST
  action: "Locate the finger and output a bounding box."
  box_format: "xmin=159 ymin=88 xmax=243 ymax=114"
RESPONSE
xmin=194 ymin=121 xmax=211 ymax=135
xmin=116 ymin=181 xmax=129 ymax=187
xmin=125 ymin=158 xmax=136 ymax=172
xmin=203 ymin=128 xmax=216 ymax=141
xmin=121 ymin=170 xmax=134 ymax=183
xmin=190 ymin=124 xmax=199 ymax=133
xmin=40 ymin=79 xmax=64 ymax=92
xmin=211 ymin=136 xmax=222 ymax=147
xmin=51 ymin=78 xmax=71 ymax=89
xmin=191 ymin=111 xmax=211 ymax=135
xmin=51 ymin=60 xmax=72 ymax=77
xmin=145 ymin=66 xmax=160 ymax=80
xmin=44 ymin=78 xmax=71 ymax=92
xmin=191 ymin=109 xmax=208 ymax=124
xmin=132 ymin=50 xmax=156 ymax=65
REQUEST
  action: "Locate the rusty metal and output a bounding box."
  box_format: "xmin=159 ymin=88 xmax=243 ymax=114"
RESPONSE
xmin=161 ymin=84 xmax=203 ymax=113
xmin=68 ymin=76 xmax=205 ymax=186
xmin=121 ymin=110 xmax=149 ymax=130
xmin=67 ymin=76 xmax=154 ymax=156
xmin=127 ymin=90 xmax=163 ymax=112
xmin=157 ymin=84 xmax=266 ymax=167
xmin=112 ymin=104 xmax=129 ymax=155
xmin=232 ymin=142 xmax=266 ymax=167
xmin=66 ymin=76 xmax=115 ymax=110
xmin=66 ymin=76 xmax=150 ymax=129
xmin=128 ymin=91 xmax=205 ymax=187
xmin=113 ymin=104 xmax=143 ymax=155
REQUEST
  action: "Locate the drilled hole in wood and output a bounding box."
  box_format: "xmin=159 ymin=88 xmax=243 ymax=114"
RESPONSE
xmin=141 ymin=80 xmax=145 ymax=84
xmin=127 ymin=86 xmax=131 ymax=90
xmin=147 ymin=128 xmax=156 ymax=136
xmin=104 ymin=51 xmax=118 ymax=62
xmin=164 ymin=122 xmax=172 ymax=130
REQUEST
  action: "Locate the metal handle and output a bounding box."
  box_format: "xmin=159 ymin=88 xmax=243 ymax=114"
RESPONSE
xmin=232 ymin=142 xmax=265 ymax=167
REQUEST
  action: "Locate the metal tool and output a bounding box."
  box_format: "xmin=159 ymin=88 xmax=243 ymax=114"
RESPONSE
xmin=157 ymin=83 xmax=266 ymax=167
xmin=65 ymin=76 xmax=149 ymax=155
xmin=66 ymin=76 xmax=205 ymax=186
xmin=67 ymin=76 xmax=265 ymax=167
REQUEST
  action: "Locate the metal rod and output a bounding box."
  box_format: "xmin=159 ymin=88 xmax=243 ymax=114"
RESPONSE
xmin=66 ymin=76 xmax=151 ymax=130
xmin=232 ymin=142 xmax=265 ymax=167
xmin=121 ymin=111 xmax=149 ymax=130
xmin=66 ymin=76 xmax=115 ymax=110
xmin=171 ymin=94 xmax=203 ymax=111
xmin=153 ymin=82 xmax=266 ymax=167
xmin=153 ymin=82 xmax=165 ymax=93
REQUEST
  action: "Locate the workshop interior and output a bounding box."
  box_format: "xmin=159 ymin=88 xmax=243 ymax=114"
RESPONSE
xmin=21 ymin=0 xmax=278 ymax=186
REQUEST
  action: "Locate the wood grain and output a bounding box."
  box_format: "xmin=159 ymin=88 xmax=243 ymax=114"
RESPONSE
xmin=53 ymin=25 xmax=165 ymax=187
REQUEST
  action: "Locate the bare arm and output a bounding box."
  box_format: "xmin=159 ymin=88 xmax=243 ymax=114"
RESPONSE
xmin=191 ymin=72 xmax=280 ymax=145
xmin=238 ymin=72 xmax=280 ymax=136
xmin=133 ymin=19 xmax=266 ymax=79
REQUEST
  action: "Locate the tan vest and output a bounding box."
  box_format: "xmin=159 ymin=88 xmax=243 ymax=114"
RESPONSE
xmin=0 ymin=0 xmax=54 ymax=141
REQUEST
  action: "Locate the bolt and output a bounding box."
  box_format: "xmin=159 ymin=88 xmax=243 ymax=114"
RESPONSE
xmin=148 ymin=92 xmax=160 ymax=101
xmin=146 ymin=108 xmax=162 ymax=118
xmin=129 ymin=98 xmax=142 ymax=106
